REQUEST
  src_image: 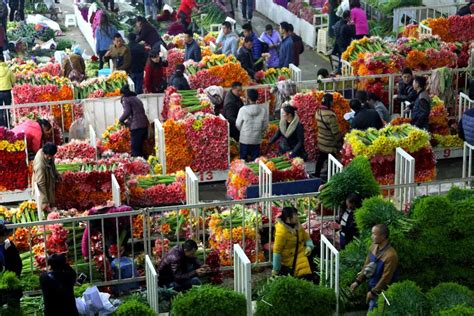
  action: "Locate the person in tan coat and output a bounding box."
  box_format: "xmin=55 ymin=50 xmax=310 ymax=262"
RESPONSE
xmin=104 ymin=33 xmax=131 ymax=72
xmin=314 ymin=93 xmax=342 ymax=178
xmin=62 ymin=47 xmax=86 ymax=81
xmin=32 ymin=143 xmax=59 ymax=209
xmin=272 ymin=207 xmax=314 ymax=279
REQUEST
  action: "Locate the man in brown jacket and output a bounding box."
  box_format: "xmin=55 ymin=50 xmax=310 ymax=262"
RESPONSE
xmin=314 ymin=93 xmax=342 ymax=178
xmin=32 ymin=143 xmax=59 ymax=210
xmin=104 ymin=33 xmax=131 ymax=72
xmin=351 ymin=224 xmax=399 ymax=311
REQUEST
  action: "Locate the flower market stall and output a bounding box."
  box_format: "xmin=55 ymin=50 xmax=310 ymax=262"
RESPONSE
xmin=342 ymin=124 xmax=436 ymax=185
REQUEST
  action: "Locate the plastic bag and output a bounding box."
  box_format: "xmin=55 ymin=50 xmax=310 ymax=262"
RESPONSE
xmin=83 ymin=286 xmax=104 ymax=312
xmin=69 ymin=118 xmax=88 ymax=140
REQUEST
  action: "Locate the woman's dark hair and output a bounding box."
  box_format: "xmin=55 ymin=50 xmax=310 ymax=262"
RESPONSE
xmin=322 ymin=93 xmax=333 ymax=107
xmin=43 ymin=142 xmax=57 ymax=155
xmin=282 ymin=105 xmax=296 ymax=117
xmin=279 ymin=206 xmax=298 ymax=222
xmin=183 ymin=239 xmax=198 ymax=251
xmin=367 ymin=92 xmax=379 ymax=102
xmin=342 ymin=10 xmax=351 ymax=19
xmin=414 ymin=76 xmax=427 ymax=89
xmin=350 ymin=99 xmax=362 ymax=112
xmin=346 ymin=192 xmax=362 ymax=209
xmin=402 ymin=67 xmax=413 ymax=75
xmin=48 ymin=253 xmax=67 ymax=271
xmin=317 ymin=68 xmax=329 ymax=78
xmin=350 ymin=0 xmax=361 ymax=8
xmin=0 ymin=221 xmax=9 ymax=237
xmin=37 ymin=119 xmax=51 ymax=130
xmin=355 ymin=90 xmax=368 ymax=103
xmin=120 ymin=84 xmax=137 ymax=97
xmin=265 ymin=24 xmax=273 ymax=31
xmin=100 ymin=14 xmax=112 ymax=37
xmin=149 ymin=50 xmax=160 ymax=59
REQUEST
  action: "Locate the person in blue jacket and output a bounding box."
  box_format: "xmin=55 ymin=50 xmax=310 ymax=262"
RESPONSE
xmin=242 ymin=23 xmax=263 ymax=70
xmin=279 ymin=22 xmax=294 ymax=68
xmin=459 ymin=108 xmax=474 ymax=145
xmin=95 ymin=14 xmax=117 ymax=69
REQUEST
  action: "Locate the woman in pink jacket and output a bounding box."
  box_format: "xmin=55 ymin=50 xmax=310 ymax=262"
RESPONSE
xmin=12 ymin=119 xmax=52 ymax=155
xmin=350 ymin=0 xmax=368 ymax=39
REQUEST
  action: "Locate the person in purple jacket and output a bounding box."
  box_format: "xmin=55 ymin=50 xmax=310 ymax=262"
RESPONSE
xmin=350 ymin=0 xmax=368 ymax=39
xmin=158 ymin=240 xmax=209 ymax=292
xmin=119 ymin=84 xmax=149 ymax=157
xmin=259 ymin=24 xmax=281 ymax=68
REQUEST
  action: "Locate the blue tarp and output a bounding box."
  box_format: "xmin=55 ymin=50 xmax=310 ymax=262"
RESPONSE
xmin=246 ymin=178 xmax=322 ymax=198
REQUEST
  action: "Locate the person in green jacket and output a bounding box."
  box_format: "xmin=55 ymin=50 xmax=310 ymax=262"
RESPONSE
xmin=0 ymin=54 xmax=14 ymax=127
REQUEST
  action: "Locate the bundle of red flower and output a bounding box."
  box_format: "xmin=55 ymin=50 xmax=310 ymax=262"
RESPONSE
xmin=422 ymin=15 xmax=474 ymax=43
xmin=291 ymin=91 xmax=351 ymax=161
xmin=164 ymin=48 xmax=185 ymax=78
xmin=56 ymin=140 xmax=96 ymax=160
xmin=127 ymin=172 xmax=186 ymax=207
xmin=0 ymin=127 xmax=28 ymax=191
xmin=55 ymin=156 xmax=149 ymax=210
xmin=226 ymin=156 xmax=308 ymax=200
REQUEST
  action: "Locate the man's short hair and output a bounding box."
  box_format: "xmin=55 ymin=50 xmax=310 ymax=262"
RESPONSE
xmin=231 ymin=82 xmax=243 ymax=89
xmin=242 ymin=23 xmax=253 ymax=31
xmin=244 ymin=36 xmax=253 ymax=43
xmin=247 ymin=89 xmax=259 ymax=102
xmin=280 ymin=22 xmax=290 ymax=32
xmin=43 ymin=142 xmax=58 ymax=156
xmin=402 ymin=67 xmax=413 ymax=75
xmin=374 ymin=224 xmax=390 ymax=239
xmin=113 ymin=33 xmax=122 ymax=39
xmin=287 ymin=24 xmax=294 ymax=32
xmin=183 ymin=239 xmax=198 ymax=251
xmin=185 ymin=30 xmax=193 ymax=38
xmin=222 ymin=21 xmax=232 ymax=29
xmin=350 ymin=99 xmax=362 ymax=112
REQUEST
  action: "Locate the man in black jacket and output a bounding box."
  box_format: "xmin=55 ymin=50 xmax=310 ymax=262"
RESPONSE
xmin=136 ymin=16 xmax=164 ymax=50
xmin=394 ymin=67 xmax=417 ymax=104
xmin=288 ymin=23 xmax=303 ymax=67
xmin=333 ymin=10 xmax=355 ymax=74
xmin=237 ymin=36 xmax=255 ymax=79
xmin=350 ymin=99 xmax=383 ymax=130
xmin=0 ymin=221 xmax=22 ymax=308
xmin=224 ymin=82 xmax=244 ymax=141
xmin=457 ymin=0 xmax=473 ymax=16
xmin=127 ymin=33 xmax=147 ymax=94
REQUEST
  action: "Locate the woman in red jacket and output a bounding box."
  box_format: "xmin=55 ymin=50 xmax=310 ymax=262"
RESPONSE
xmin=177 ymin=0 xmax=196 ymax=29
xmin=143 ymin=50 xmax=169 ymax=94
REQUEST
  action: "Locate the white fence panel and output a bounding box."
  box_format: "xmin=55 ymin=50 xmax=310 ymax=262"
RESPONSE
xmin=234 ymin=244 xmax=252 ymax=316
xmin=395 ymin=147 xmax=415 ymax=208
xmin=419 ymin=23 xmax=432 ymax=36
xmin=462 ymin=142 xmax=474 ymax=185
xmin=154 ymin=119 xmax=167 ymax=175
xmin=259 ymin=161 xmax=273 ymax=218
xmin=458 ymin=92 xmax=474 ymax=121
xmin=145 ymin=255 xmax=160 ymax=314
xmin=327 ymin=154 xmax=343 ymax=181
xmin=289 ymin=64 xmax=302 ymax=83
xmin=111 ymin=174 xmax=121 ymax=207
xmin=88 ymin=124 xmax=97 ymax=159
xmin=320 ymin=234 xmax=340 ymax=314
xmin=185 ymin=167 xmax=199 ymax=206
xmin=33 ymin=182 xmax=44 ymax=221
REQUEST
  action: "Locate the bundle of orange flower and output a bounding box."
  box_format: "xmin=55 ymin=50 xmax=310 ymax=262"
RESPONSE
xmin=163 ymin=119 xmax=192 ymax=173
xmin=422 ymin=18 xmax=453 ymax=42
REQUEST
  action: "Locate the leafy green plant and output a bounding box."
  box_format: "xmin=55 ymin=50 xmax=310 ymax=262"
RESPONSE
xmin=319 ymin=156 xmax=380 ymax=209
xmin=427 ymin=282 xmax=474 ymax=314
xmin=369 ymin=280 xmax=429 ymax=316
xmin=114 ymin=297 xmax=155 ymax=316
xmin=255 ymin=276 xmax=336 ymax=316
xmin=0 ymin=271 xmax=21 ymax=290
xmin=355 ymin=197 xmax=405 ymax=232
xmin=171 ymin=285 xmax=246 ymax=316
xmin=74 ymin=283 xmax=91 ymax=298
xmin=56 ymin=39 xmax=73 ymax=51
xmin=20 ymin=274 xmax=40 ymax=291
xmin=439 ymin=305 xmax=474 ymax=316
xmin=446 ymin=187 xmax=474 ymax=202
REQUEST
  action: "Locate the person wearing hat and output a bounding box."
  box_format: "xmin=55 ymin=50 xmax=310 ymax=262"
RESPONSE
xmin=170 ymin=64 xmax=190 ymax=90
xmin=157 ymin=4 xmax=177 ymax=22
xmin=62 ymin=46 xmax=86 ymax=82
xmin=119 ymin=84 xmax=149 ymax=157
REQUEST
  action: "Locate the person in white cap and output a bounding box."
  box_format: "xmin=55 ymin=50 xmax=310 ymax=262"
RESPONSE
xmin=157 ymin=4 xmax=177 ymax=22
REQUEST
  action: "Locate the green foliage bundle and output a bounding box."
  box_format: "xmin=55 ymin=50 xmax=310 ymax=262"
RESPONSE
xmin=319 ymin=156 xmax=380 ymax=209
xmin=427 ymin=283 xmax=474 ymax=314
xmin=171 ymin=285 xmax=246 ymax=316
xmin=74 ymin=283 xmax=91 ymax=298
xmin=354 ymin=197 xmax=404 ymax=232
xmin=446 ymin=187 xmax=474 ymax=202
xmin=56 ymin=39 xmax=73 ymax=51
xmin=20 ymin=274 xmax=40 ymax=291
xmin=368 ymin=280 xmax=429 ymax=316
xmin=114 ymin=297 xmax=155 ymax=316
xmin=255 ymin=276 xmax=336 ymax=316
xmin=439 ymin=305 xmax=474 ymax=316
xmin=0 ymin=271 xmax=21 ymax=291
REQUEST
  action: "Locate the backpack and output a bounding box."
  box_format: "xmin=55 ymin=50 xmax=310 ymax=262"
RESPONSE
xmin=292 ymin=34 xmax=304 ymax=54
xmin=260 ymin=39 xmax=269 ymax=54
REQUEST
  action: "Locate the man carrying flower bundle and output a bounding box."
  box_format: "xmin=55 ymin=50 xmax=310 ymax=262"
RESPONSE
xmin=32 ymin=143 xmax=59 ymax=210
xmin=158 ymin=240 xmax=209 ymax=292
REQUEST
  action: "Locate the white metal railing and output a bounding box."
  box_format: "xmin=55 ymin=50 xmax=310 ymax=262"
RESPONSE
xmin=185 ymin=167 xmax=199 ymax=207
xmin=145 ymin=254 xmax=159 ymax=314
xmin=234 ymin=244 xmax=252 ymax=316
xmin=313 ymin=13 xmax=329 ymax=30
xmin=400 ymin=101 xmax=412 ymax=118
xmin=112 ymin=174 xmax=121 ymax=207
xmin=340 ymin=59 xmax=353 ymax=77
xmin=289 ymin=64 xmax=302 ymax=83
xmin=259 ymin=160 xmax=272 ymax=218
xmin=154 ymin=118 xmax=167 ymax=175
xmin=463 ymin=142 xmax=474 ymax=183
xmin=418 ymin=23 xmax=433 ymax=36
xmin=458 ymin=92 xmax=474 ymax=121
xmin=33 ymin=182 xmax=43 ymax=221
xmin=219 ymin=114 xmax=231 ymax=169
xmin=320 ymin=234 xmax=340 ymax=315
xmin=88 ymin=124 xmax=97 ymax=159
xmin=327 ymin=154 xmax=343 ymax=182
xmin=394 ymin=147 xmax=415 ymax=208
